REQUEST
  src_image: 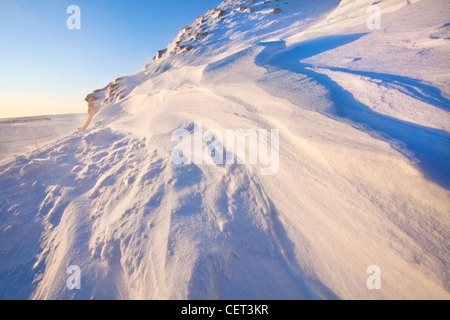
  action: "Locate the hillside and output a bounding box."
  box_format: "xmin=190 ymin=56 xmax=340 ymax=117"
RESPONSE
xmin=0 ymin=0 xmax=449 ymax=300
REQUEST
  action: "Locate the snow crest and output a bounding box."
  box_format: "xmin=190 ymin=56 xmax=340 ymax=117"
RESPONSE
xmin=1 ymin=0 xmax=449 ymax=299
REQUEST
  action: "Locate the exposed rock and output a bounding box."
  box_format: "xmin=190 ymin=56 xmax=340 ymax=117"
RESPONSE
xmin=156 ymin=49 xmax=167 ymax=59
xmin=85 ymin=94 xmax=100 ymax=110
xmin=114 ymin=77 xmax=124 ymax=84
xmin=195 ymin=32 xmax=209 ymax=40
xmin=237 ymin=6 xmax=253 ymax=13
xmin=181 ymin=26 xmax=191 ymax=33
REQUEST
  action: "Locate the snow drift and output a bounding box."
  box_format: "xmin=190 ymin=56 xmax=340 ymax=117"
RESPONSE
xmin=0 ymin=0 xmax=449 ymax=300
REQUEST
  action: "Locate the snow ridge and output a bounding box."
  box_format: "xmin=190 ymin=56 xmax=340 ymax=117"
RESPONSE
xmin=1 ymin=0 xmax=449 ymax=300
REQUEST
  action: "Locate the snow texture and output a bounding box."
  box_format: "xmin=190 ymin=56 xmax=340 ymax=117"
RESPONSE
xmin=0 ymin=0 xmax=449 ymax=300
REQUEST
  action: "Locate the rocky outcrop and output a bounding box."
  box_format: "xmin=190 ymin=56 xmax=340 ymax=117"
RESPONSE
xmin=85 ymin=0 xmax=301 ymax=126
xmin=79 ymin=77 xmax=127 ymax=130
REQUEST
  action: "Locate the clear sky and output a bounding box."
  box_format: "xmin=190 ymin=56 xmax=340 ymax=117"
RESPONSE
xmin=0 ymin=0 xmax=222 ymax=119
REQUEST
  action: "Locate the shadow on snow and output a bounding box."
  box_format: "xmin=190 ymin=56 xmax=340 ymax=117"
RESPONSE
xmin=256 ymin=35 xmax=450 ymax=189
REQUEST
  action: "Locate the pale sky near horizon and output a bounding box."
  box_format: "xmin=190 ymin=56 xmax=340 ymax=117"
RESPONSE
xmin=0 ymin=0 xmax=222 ymax=119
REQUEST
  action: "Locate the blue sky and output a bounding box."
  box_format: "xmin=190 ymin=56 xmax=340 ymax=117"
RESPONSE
xmin=0 ymin=0 xmax=222 ymax=118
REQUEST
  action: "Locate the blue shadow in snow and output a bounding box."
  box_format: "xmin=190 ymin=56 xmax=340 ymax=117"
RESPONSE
xmin=274 ymin=33 xmax=369 ymax=62
xmin=256 ymin=36 xmax=450 ymax=189
xmin=323 ymin=67 xmax=450 ymax=112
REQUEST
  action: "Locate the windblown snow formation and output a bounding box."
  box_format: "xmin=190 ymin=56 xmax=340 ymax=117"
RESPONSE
xmin=1 ymin=0 xmax=449 ymax=300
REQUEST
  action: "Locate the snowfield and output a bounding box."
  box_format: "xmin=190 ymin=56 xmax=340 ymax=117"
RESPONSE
xmin=0 ymin=0 xmax=449 ymax=300
xmin=0 ymin=114 xmax=86 ymax=162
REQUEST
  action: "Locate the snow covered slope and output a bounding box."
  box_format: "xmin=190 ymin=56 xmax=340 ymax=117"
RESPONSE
xmin=1 ymin=0 xmax=449 ymax=300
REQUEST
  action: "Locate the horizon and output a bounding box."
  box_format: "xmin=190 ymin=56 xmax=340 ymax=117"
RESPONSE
xmin=0 ymin=0 xmax=222 ymax=119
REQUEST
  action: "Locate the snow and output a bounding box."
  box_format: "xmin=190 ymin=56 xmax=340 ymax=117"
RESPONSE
xmin=0 ymin=114 xmax=86 ymax=163
xmin=0 ymin=0 xmax=449 ymax=300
